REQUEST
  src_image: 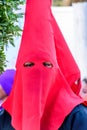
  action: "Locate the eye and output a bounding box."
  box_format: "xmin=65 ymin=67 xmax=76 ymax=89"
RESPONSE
xmin=23 ymin=62 xmax=35 ymax=67
xmin=43 ymin=62 xmax=53 ymax=68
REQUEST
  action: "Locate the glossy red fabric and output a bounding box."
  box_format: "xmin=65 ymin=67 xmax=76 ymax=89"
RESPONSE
xmin=3 ymin=0 xmax=83 ymax=130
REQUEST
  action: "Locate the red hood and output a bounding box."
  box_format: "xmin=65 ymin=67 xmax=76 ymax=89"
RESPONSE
xmin=3 ymin=0 xmax=83 ymax=130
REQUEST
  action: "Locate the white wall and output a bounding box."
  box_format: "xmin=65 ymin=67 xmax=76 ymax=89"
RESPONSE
xmin=72 ymin=2 xmax=87 ymax=78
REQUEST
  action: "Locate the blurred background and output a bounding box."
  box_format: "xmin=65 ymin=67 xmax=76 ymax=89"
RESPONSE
xmin=1 ymin=0 xmax=87 ymax=79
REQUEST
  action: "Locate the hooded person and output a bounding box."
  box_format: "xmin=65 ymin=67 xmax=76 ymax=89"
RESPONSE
xmin=2 ymin=0 xmax=87 ymax=130
xmin=0 ymin=69 xmax=15 ymax=130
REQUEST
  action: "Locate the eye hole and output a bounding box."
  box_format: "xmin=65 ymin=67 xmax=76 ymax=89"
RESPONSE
xmin=43 ymin=62 xmax=53 ymax=68
xmin=82 ymin=89 xmax=87 ymax=94
xmin=23 ymin=62 xmax=35 ymax=67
